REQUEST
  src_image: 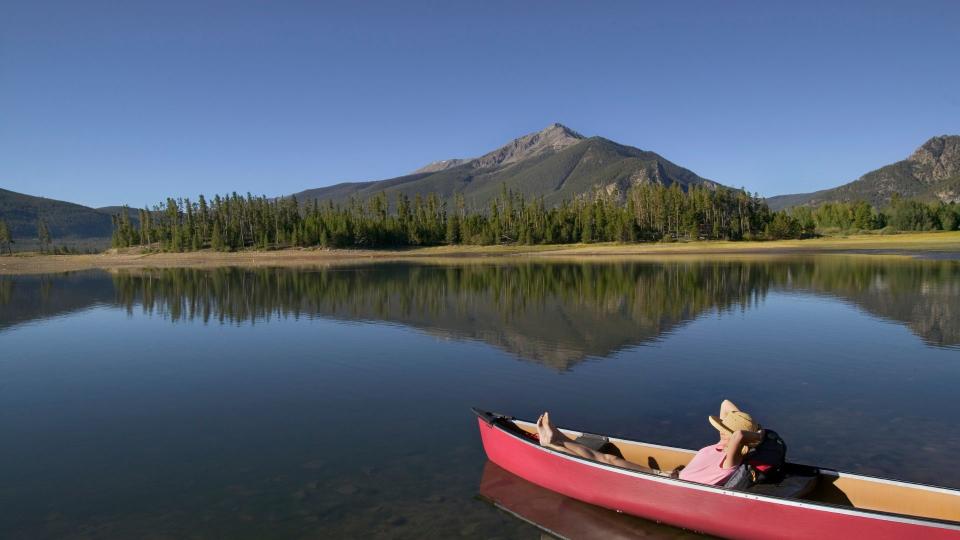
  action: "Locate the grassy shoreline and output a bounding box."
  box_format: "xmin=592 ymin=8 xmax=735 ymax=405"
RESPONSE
xmin=1 ymin=231 xmax=959 ymax=275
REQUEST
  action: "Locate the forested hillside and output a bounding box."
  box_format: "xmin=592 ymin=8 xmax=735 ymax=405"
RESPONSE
xmin=0 ymin=188 xmax=114 ymax=239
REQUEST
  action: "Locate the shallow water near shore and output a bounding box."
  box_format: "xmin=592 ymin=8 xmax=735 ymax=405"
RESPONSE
xmin=1 ymin=255 xmax=958 ymax=538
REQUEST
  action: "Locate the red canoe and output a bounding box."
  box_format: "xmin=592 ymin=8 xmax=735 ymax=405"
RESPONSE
xmin=474 ymin=408 xmax=960 ymax=539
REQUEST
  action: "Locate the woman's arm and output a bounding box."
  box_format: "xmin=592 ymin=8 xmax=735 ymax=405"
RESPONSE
xmin=722 ymin=429 xmax=764 ymax=469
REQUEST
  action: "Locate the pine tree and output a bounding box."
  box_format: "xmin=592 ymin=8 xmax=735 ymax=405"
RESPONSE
xmin=0 ymin=219 xmax=12 ymax=255
xmin=211 ymin=220 xmax=224 ymax=251
xmin=445 ymin=212 xmax=460 ymax=244
xmin=37 ymin=219 xmax=51 ymax=253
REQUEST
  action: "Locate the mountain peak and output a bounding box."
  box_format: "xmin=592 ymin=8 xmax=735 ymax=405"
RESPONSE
xmin=909 ymin=135 xmax=960 ymax=182
xmin=468 ymin=123 xmax=585 ymax=170
xmin=303 ymin=124 xmax=717 ymax=210
xmin=541 ymin=122 xmax=583 ymax=138
xmin=910 ymin=134 xmax=960 ymax=160
xmin=413 ymin=123 xmax=585 ymax=174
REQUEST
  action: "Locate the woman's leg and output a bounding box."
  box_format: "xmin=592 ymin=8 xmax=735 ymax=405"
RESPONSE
xmin=536 ymin=412 xmax=660 ymax=474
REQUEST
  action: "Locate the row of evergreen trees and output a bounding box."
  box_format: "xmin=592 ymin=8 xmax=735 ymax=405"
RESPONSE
xmin=786 ymin=196 xmax=960 ymax=236
xmin=110 ymin=185 xmax=783 ymax=251
xmin=108 ymin=185 xmax=960 ymax=252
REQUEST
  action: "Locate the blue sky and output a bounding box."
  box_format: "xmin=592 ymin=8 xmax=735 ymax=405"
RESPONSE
xmin=1 ymin=1 xmax=958 ymax=208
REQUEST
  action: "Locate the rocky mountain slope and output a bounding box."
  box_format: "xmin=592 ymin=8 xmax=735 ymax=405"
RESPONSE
xmin=413 ymin=123 xmax=586 ymax=173
xmin=293 ymin=123 xmax=721 ymax=208
xmin=767 ymin=135 xmax=960 ymax=211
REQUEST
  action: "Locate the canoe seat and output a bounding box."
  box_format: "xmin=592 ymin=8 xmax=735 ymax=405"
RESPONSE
xmin=747 ymin=469 xmax=819 ymax=499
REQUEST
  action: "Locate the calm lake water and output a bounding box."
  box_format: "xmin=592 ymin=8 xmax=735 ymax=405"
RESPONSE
xmin=1 ymin=256 xmax=959 ymax=538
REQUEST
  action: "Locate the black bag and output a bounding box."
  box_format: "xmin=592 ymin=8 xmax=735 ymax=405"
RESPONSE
xmin=723 ymin=429 xmax=787 ymax=490
xmin=574 ymin=433 xmax=624 ymax=459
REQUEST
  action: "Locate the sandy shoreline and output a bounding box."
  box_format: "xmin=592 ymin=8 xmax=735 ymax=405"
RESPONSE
xmin=1 ymin=231 xmax=959 ymax=275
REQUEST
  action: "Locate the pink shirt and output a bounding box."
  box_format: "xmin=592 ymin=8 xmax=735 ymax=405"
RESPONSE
xmin=678 ymin=444 xmax=736 ymax=485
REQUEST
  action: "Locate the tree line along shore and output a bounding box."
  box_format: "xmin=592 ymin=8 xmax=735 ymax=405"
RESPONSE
xmin=2 ymin=232 xmax=959 ymax=277
xmin=1 ymin=183 xmax=959 ymax=255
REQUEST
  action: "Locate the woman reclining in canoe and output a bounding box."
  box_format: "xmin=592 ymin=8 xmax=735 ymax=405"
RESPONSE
xmin=536 ymin=399 xmax=763 ymax=486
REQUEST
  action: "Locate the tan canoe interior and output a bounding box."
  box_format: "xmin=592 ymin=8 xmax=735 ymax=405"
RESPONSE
xmin=513 ymin=421 xmax=960 ymax=523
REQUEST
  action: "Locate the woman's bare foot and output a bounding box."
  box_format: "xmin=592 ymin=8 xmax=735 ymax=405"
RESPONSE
xmin=536 ymin=411 xmax=564 ymax=447
xmin=536 ymin=413 xmax=550 ymax=446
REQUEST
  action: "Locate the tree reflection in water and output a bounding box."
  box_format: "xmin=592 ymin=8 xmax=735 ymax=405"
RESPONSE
xmin=2 ymin=256 xmax=955 ymax=369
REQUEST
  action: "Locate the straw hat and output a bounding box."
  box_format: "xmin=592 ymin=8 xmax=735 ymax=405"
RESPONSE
xmin=709 ymin=410 xmax=758 ymax=435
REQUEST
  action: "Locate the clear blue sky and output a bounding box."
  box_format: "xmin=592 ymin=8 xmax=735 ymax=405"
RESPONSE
xmin=1 ymin=1 xmax=958 ymax=208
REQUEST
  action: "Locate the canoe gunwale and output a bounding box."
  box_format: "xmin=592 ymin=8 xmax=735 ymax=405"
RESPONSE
xmin=473 ymin=408 xmax=960 ymax=531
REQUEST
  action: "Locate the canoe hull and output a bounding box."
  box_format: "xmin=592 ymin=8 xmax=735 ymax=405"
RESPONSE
xmin=477 ymin=416 xmax=960 ymax=540
xmin=479 ymin=460 xmax=697 ymax=539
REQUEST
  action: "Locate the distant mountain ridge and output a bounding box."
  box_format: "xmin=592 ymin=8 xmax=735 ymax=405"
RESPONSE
xmin=767 ymin=135 xmax=960 ymax=211
xmin=7 ymin=126 xmax=958 ymax=241
xmin=292 ymin=123 xmax=721 ymax=208
xmin=0 ymin=187 xmax=116 ymax=239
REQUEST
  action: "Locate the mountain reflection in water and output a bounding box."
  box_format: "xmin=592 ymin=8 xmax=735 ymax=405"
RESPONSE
xmin=2 ymin=256 xmax=957 ymax=369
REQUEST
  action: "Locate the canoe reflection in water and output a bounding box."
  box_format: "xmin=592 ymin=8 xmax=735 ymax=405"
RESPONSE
xmin=478 ymin=461 xmax=703 ymax=539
